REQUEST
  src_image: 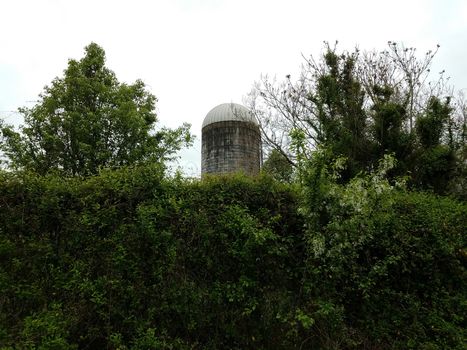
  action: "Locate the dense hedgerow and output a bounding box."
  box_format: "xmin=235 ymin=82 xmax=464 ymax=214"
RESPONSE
xmin=0 ymin=164 xmax=465 ymax=349
xmin=0 ymin=166 xmax=304 ymax=349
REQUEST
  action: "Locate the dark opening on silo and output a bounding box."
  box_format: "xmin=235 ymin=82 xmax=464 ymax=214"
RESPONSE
xmin=201 ymin=103 xmax=261 ymax=176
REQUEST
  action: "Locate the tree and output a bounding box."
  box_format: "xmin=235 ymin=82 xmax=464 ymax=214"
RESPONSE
xmin=247 ymin=43 xmax=377 ymax=180
xmin=308 ymin=48 xmax=370 ymax=180
xmin=0 ymin=43 xmax=192 ymax=176
xmin=247 ymin=42 xmax=465 ymax=190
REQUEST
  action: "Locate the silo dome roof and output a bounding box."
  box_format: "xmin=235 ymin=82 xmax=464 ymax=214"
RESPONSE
xmin=202 ymin=103 xmax=258 ymax=128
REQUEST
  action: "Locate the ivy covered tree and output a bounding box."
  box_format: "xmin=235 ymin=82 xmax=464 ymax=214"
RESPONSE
xmin=412 ymin=96 xmax=456 ymax=192
xmin=0 ymin=43 xmax=192 ymax=176
xmin=309 ymin=48 xmax=370 ymax=180
xmin=248 ymin=42 xmax=465 ymax=193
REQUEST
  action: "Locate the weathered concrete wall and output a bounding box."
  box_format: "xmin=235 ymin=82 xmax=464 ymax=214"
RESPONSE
xmin=202 ymin=120 xmax=261 ymax=175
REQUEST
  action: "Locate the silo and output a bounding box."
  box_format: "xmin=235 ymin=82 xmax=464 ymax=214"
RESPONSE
xmin=201 ymin=103 xmax=261 ymax=175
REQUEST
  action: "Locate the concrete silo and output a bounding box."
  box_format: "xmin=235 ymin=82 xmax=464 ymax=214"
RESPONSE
xmin=201 ymin=103 xmax=261 ymax=175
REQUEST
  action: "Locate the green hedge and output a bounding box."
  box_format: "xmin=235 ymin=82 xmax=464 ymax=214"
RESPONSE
xmin=0 ymin=165 xmax=465 ymax=349
xmin=0 ymin=167 xmax=304 ymax=349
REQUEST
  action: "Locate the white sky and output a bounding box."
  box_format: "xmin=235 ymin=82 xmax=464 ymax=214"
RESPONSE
xmin=1 ymin=0 xmax=467 ymax=175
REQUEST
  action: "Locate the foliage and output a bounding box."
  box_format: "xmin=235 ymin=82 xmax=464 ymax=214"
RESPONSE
xmin=299 ymin=152 xmax=466 ymax=349
xmin=0 ymin=43 xmax=192 ymax=175
xmin=0 ymin=168 xmax=304 ymax=349
xmin=0 ymin=163 xmax=465 ymax=349
xmin=248 ymin=42 xmax=466 ymax=192
xmin=0 ymin=40 xmax=465 ymax=350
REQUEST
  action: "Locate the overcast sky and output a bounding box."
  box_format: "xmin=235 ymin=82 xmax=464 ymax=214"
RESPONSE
xmin=1 ymin=0 xmax=466 ymax=175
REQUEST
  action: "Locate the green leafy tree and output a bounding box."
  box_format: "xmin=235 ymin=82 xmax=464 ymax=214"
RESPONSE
xmin=0 ymin=43 xmax=192 ymax=176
